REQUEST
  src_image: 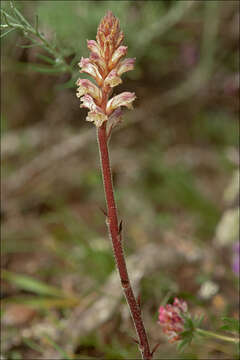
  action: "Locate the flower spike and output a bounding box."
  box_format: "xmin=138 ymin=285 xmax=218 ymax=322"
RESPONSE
xmin=77 ymin=11 xmax=136 ymax=128
xmin=76 ymin=12 xmax=152 ymax=360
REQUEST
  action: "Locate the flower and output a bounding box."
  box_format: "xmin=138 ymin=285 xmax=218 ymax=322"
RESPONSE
xmin=104 ymin=69 xmax=122 ymax=88
xmin=106 ymin=92 xmax=136 ymax=115
xmin=198 ymin=280 xmax=219 ymax=299
xmin=109 ymin=45 xmax=128 ymax=68
xmin=78 ymin=57 xmax=103 ymax=86
xmin=76 ymin=11 xmax=136 ymax=128
xmin=117 ymin=58 xmax=135 ymax=76
xmin=76 ymin=79 xmax=102 ymax=103
xmin=158 ymin=298 xmax=188 ymax=343
xmin=80 ymin=94 xmax=107 ymax=127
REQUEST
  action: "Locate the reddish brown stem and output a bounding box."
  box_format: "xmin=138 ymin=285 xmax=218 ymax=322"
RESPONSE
xmin=97 ymin=124 xmax=152 ymax=360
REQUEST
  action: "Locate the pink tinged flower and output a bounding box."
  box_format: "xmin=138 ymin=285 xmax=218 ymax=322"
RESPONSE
xmin=87 ymin=40 xmax=102 ymax=58
xmin=106 ymin=92 xmax=136 ymax=115
xmin=109 ymin=45 xmax=128 ymax=69
xmin=76 ymin=79 xmax=102 ymax=102
xmin=106 ymin=108 xmax=123 ymax=135
xmin=79 ymin=94 xmax=97 ymax=111
xmin=173 ymin=297 xmax=188 ymax=313
xmin=115 ymin=31 xmax=124 ymax=49
xmin=104 ymin=69 xmax=122 ymax=88
xmin=86 ymin=110 xmax=108 ymax=128
xmin=117 ymin=58 xmax=135 ymax=76
xmin=79 ymin=57 xmax=103 ymax=85
xmin=109 ymin=107 xmax=123 ymax=122
xmin=80 ymin=95 xmax=107 ymax=127
xmin=158 ymin=298 xmax=188 ymax=343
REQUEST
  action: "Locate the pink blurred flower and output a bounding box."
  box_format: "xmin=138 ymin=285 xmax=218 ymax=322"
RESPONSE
xmin=158 ymin=297 xmax=188 ymax=343
xmin=232 ymin=242 xmax=240 ymax=276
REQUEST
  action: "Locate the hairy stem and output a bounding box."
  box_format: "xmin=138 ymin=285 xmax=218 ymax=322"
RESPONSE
xmin=97 ymin=124 xmax=152 ymax=360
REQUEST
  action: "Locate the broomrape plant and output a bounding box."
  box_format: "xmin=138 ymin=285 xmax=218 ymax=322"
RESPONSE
xmin=76 ymin=11 xmax=153 ymax=360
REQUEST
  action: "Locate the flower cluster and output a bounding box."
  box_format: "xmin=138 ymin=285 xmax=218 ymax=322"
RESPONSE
xmin=158 ymin=298 xmax=188 ymax=343
xmin=76 ymin=11 xmax=136 ymax=128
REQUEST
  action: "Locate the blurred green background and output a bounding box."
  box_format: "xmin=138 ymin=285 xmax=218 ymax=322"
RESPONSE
xmin=1 ymin=1 xmax=239 ymax=359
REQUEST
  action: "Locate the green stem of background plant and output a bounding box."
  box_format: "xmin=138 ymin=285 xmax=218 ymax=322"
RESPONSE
xmin=196 ymin=328 xmax=239 ymax=344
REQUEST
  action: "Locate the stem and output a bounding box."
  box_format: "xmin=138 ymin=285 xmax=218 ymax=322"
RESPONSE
xmin=196 ymin=328 xmax=239 ymax=344
xmin=97 ymin=124 xmax=152 ymax=360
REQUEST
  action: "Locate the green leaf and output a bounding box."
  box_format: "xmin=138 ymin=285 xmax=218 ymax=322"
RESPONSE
xmin=220 ymin=317 xmax=240 ymax=334
xmin=193 ymin=314 xmax=204 ymax=328
xmin=55 ymin=76 xmax=76 ymax=89
xmin=2 ymin=270 xmax=64 ymax=297
xmin=26 ymin=63 xmax=66 ymax=74
xmin=17 ymin=42 xmax=40 ymax=48
xmin=23 ymin=338 xmax=45 ymax=354
xmin=2 ymin=296 xmax=80 ymax=309
xmin=0 ymin=28 xmax=15 ymax=39
xmin=37 ymin=53 xmax=56 ymax=65
xmin=43 ymin=335 xmax=72 ymax=360
xmin=1 ymin=8 xmax=16 ymax=24
xmin=183 ymin=315 xmax=195 ymax=331
xmin=35 ymin=14 xmax=39 ymax=34
xmin=177 ymin=337 xmax=191 ymax=352
xmin=11 ymin=0 xmax=31 ymax=28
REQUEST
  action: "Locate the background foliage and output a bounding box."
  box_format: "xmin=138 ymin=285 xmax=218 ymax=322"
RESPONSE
xmin=1 ymin=1 xmax=239 ymax=359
